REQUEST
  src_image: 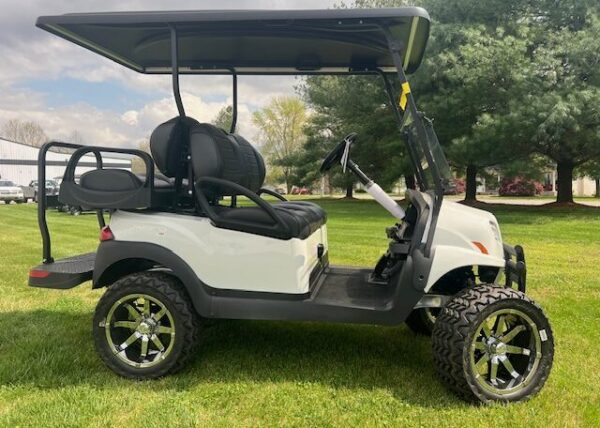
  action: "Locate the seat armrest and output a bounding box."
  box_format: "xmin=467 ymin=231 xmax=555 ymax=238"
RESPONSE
xmin=195 ymin=177 xmax=290 ymax=238
xmin=257 ymin=187 xmax=287 ymax=201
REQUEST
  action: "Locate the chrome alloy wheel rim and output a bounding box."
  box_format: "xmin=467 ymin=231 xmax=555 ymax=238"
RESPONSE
xmin=469 ymin=309 xmax=542 ymax=395
xmin=102 ymin=294 xmax=176 ymax=368
xmin=424 ymin=307 xmax=440 ymax=325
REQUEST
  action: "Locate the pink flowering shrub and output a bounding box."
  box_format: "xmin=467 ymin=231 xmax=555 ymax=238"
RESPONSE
xmin=499 ymin=177 xmax=544 ymax=196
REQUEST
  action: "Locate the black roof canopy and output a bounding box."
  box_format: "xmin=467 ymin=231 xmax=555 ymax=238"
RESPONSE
xmin=36 ymin=8 xmax=430 ymax=75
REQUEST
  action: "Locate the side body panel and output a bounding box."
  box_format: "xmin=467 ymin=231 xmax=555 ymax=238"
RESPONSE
xmin=108 ymin=210 xmax=327 ymax=294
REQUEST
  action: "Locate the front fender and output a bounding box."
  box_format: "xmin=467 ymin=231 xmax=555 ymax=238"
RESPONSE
xmin=424 ymin=245 xmax=505 ymax=292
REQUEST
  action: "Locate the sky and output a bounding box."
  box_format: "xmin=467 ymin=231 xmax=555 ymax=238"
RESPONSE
xmin=0 ymin=0 xmax=341 ymax=148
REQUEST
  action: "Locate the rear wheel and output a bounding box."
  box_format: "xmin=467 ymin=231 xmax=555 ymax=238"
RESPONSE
xmin=93 ymin=272 xmax=200 ymax=379
xmin=432 ymin=285 xmax=554 ymax=403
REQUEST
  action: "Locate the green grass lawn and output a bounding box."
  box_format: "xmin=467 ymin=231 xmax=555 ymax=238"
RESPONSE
xmin=0 ymin=202 xmax=599 ymax=427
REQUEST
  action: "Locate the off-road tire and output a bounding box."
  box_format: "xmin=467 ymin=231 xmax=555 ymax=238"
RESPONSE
xmin=405 ymin=308 xmax=439 ymax=335
xmin=432 ymin=284 xmax=554 ymax=403
xmin=93 ymin=271 xmax=200 ymax=379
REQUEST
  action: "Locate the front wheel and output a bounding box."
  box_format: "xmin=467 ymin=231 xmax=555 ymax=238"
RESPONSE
xmin=405 ymin=307 xmax=440 ymax=335
xmin=93 ymin=272 xmax=200 ymax=379
xmin=432 ymin=285 xmax=554 ymax=403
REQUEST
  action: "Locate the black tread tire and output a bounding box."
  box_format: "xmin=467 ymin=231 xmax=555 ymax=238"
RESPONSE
xmin=432 ymin=284 xmax=554 ymax=403
xmin=93 ymin=271 xmax=200 ymax=379
xmin=405 ymin=308 xmax=439 ymax=336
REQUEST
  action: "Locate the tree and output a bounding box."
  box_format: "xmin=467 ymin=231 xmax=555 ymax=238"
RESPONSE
xmin=212 ymin=105 xmax=233 ymax=132
xmin=1 ymin=119 xmax=48 ymax=147
xmin=426 ymin=0 xmax=600 ymax=204
xmin=67 ymin=130 xmax=85 ymax=145
xmin=419 ymin=26 xmax=533 ymax=202
xmin=300 ymin=74 xmax=413 ymax=198
xmin=252 ymin=97 xmax=308 ymax=193
xmin=325 ymin=0 xmax=537 ymax=201
xmin=516 ymin=16 xmax=600 ymax=203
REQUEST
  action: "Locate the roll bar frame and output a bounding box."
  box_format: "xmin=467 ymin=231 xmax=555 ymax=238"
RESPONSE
xmin=37 ymin=141 xmax=105 ymax=263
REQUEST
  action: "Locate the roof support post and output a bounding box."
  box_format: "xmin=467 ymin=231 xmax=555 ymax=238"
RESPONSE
xmin=381 ymin=26 xmax=445 ymax=257
xmin=230 ymin=71 xmax=238 ymax=133
xmin=377 ymin=70 xmax=426 ymax=189
xmin=170 ymin=25 xmax=186 ymax=117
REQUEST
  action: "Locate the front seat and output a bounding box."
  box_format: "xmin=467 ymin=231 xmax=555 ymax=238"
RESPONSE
xmin=188 ymin=123 xmax=326 ymax=240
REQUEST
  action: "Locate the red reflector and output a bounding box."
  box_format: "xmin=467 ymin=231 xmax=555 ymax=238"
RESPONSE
xmin=30 ymin=270 xmax=51 ymax=278
xmin=472 ymin=241 xmax=489 ymax=255
xmin=100 ymin=226 xmax=114 ymax=241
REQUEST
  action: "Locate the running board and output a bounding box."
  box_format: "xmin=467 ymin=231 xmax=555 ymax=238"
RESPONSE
xmin=29 ymin=252 xmax=95 ymax=289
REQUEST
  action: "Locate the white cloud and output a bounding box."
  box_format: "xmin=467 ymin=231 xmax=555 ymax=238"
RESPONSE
xmin=121 ymin=110 xmax=139 ymax=126
xmin=0 ymin=0 xmax=339 ymax=148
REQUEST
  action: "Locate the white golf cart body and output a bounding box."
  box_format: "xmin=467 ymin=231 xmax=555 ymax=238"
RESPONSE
xmin=25 ymin=8 xmax=553 ymax=403
xmin=107 ymin=198 xmax=503 ymax=296
xmin=29 ymin=8 xmax=526 ymax=326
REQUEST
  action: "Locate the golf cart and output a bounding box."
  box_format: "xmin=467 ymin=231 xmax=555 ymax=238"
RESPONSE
xmin=29 ymin=8 xmax=553 ymax=403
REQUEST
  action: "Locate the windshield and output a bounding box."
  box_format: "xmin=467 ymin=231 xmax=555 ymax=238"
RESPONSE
xmin=0 ymin=181 xmax=16 ymax=187
xmin=400 ymin=107 xmax=452 ymax=192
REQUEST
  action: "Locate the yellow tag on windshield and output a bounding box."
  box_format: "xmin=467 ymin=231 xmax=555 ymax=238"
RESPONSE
xmin=399 ymin=82 xmax=411 ymax=110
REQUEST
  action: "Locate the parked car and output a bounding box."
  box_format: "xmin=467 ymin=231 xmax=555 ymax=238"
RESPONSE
xmin=0 ymin=180 xmax=25 ymax=204
xmin=29 ymin=179 xmax=60 ymax=202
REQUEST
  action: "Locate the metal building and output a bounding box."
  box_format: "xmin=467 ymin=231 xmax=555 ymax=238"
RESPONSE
xmin=0 ymin=137 xmax=131 ymax=186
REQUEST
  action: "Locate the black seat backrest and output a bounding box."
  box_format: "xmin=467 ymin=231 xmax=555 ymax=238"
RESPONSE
xmin=150 ymin=116 xmax=200 ymax=178
xmin=188 ymin=123 xmax=266 ymax=198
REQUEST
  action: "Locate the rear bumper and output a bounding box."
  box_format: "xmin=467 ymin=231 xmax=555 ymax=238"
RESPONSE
xmin=503 ymin=243 xmax=526 ymax=292
xmin=29 ymin=252 xmax=95 ymax=289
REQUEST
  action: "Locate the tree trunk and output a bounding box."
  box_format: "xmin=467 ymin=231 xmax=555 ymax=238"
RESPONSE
xmin=284 ymin=171 xmax=292 ymax=195
xmin=595 ymin=178 xmax=600 ymax=198
xmin=404 ymin=174 xmax=416 ymax=190
xmin=556 ymin=161 xmax=574 ymax=203
xmin=345 ymin=184 xmax=354 ymax=199
xmin=465 ymin=164 xmax=478 ymax=202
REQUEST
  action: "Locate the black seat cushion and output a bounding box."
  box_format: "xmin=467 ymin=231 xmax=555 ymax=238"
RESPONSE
xmin=189 ymin=124 xmax=265 ymax=198
xmin=186 ymin=122 xmax=327 ymax=239
xmin=214 ymin=201 xmax=327 ymax=240
xmin=150 ymin=116 xmax=200 ymax=178
xmin=79 ymin=169 xmax=178 ymax=192
xmin=80 ymin=169 xmax=142 ymax=191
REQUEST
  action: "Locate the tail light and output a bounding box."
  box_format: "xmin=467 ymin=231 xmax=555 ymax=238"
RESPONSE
xmin=29 ymin=269 xmax=51 ymax=278
xmin=100 ymin=226 xmax=114 ymax=241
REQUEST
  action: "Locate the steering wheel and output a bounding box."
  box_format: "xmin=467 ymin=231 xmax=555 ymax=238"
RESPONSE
xmin=320 ymin=133 xmax=357 ymax=173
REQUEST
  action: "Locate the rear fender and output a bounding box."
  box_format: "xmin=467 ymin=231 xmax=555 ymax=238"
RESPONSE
xmin=93 ymin=240 xmax=211 ymax=316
